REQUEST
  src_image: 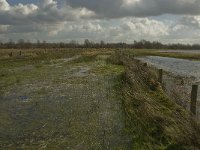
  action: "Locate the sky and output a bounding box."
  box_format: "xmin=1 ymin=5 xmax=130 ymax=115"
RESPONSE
xmin=0 ymin=0 xmax=200 ymax=44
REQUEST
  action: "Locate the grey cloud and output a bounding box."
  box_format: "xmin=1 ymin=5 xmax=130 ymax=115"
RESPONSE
xmin=178 ymin=16 xmax=200 ymax=28
xmin=57 ymin=18 xmax=169 ymax=43
xmin=66 ymin=0 xmax=123 ymax=18
xmin=1 ymin=0 xmax=200 ymax=44
xmin=0 ymin=0 xmax=95 ymax=37
xmin=2 ymin=17 xmax=200 ymax=44
xmin=66 ymin=0 xmax=200 ymax=18
xmin=0 ymin=0 xmax=95 ymax=25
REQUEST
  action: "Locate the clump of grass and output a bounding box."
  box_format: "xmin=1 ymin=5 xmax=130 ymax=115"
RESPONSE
xmin=90 ymin=64 xmax=124 ymax=75
xmin=0 ymin=69 xmax=12 ymax=77
xmin=106 ymin=50 xmax=124 ymax=65
xmin=16 ymin=78 xmax=20 ymax=84
xmin=35 ymin=64 xmax=43 ymax=68
xmin=71 ymin=54 xmax=98 ymax=64
xmin=117 ymin=51 xmax=200 ymax=149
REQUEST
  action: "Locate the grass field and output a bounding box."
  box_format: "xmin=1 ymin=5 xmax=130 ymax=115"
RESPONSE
xmin=0 ymin=48 xmax=132 ymax=149
xmin=1 ymin=48 xmax=200 ymax=149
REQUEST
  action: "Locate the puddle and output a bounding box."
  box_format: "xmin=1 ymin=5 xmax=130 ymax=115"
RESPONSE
xmin=18 ymin=95 xmax=31 ymax=102
xmin=65 ymin=66 xmax=91 ymax=77
xmin=73 ymin=67 xmax=90 ymax=77
xmin=13 ymin=65 xmax=35 ymax=72
xmin=48 ymin=56 xmax=80 ymax=67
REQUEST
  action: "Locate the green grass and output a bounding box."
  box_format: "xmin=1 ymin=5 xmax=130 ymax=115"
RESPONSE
xmin=90 ymin=64 xmax=124 ymax=75
xmin=1 ymin=48 xmax=200 ymax=149
xmin=114 ymin=51 xmax=200 ymax=149
xmin=0 ymin=48 xmax=131 ymax=149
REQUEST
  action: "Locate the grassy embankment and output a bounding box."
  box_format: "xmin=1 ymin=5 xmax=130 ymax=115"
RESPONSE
xmin=110 ymin=50 xmax=200 ymax=149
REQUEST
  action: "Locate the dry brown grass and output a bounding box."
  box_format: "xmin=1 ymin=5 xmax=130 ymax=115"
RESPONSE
xmin=114 ymin=50 xmax=200 ymax=149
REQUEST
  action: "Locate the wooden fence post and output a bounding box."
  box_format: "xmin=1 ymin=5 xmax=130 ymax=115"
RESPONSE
xmin=9 ymin=52 xmax=13 ymax=57
xmin=190 ymin=84 xmax=198 ymax=115
xmin=158 ymin=69 xmax=163 ymax=84
xmin=19 ymin=51 xmax=22 ymax=56
xmin=143 ymin=62 xmax=147 ymax=67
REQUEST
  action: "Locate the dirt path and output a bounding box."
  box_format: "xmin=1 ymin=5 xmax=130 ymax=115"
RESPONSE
xmin=0 ymin=55 xmax=131 ymax=149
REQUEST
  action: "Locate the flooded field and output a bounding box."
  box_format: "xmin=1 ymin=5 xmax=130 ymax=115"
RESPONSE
xmin=137 ymin=56 xmax=200 ymax=119
xmin=158 ymin=50 xmax=200 ymax=54
xmin=137 ymin=56 xmax=200 ymax=82
xmin=0 ymin=50 xmax=131 ymax=149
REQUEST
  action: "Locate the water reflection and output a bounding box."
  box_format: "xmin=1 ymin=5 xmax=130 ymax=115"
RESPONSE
xmin=137 ymin=56 xmax=200 ymax=82
xmin=137 ymin=56 xmax=200 ymax=119
xmin=158 ymin=50 xmax=200 ymax=54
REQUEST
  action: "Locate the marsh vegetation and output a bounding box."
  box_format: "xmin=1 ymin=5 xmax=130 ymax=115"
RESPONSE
xmin=0 ymin=49 xmax=131 ymax=149
xmin=0 ymin=48 xmax=200 ymax=149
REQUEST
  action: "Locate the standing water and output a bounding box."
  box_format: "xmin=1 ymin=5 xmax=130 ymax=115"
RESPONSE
xmin=158 ymin=50 xmax=200 ymax=54
xmin=137 ymin=56 xmax=200 ymax=119
xmin=137 ymin=56 xmax=200 ymax=82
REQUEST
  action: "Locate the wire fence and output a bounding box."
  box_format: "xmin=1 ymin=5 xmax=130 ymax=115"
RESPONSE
xmin=161 ymin=71 xmax=200 ymax=119
xmin=117 ymin=50 xmax=200 ymax=120
xmin=138 ymin=61 xmax=200 ymax=120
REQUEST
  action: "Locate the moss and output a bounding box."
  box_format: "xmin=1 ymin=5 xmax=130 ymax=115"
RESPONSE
xmin=90 ymin=64 xmax=124 ymax=75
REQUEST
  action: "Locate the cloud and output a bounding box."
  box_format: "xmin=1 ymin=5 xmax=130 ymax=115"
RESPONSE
xmin=178 ymin=16 xmax=200 ymax=28
xmin=0 ymin=0 xmax=96 ymax=38
xmin=120 ymin=18 xmax=168 ymax=37
xmin=0 ymin=0 xmax=95 ymax=25
xmin=1 ymin=0 xmax=200 ymax=44
xmin=0 ymin=25 xmax=9 ymax=32
xmin=46 ymin=18 xmax=169 ymax=43
xmin=66 ymin=0 xmax=200 ymax=18
xmin=2 ymin=15 xmax=200 ymax=44
xmin=0 ymin=0 xmax=9 ymax=11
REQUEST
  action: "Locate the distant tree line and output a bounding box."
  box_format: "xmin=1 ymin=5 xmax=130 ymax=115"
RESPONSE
xmin=0 ymin=39 xmax=200 ymax=50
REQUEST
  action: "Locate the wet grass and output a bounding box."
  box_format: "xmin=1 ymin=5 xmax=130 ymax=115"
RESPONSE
xmin=0 ymin=48 xmax=131 ymax=149
xmin=1 ymin=48 xmax=200 ymax=149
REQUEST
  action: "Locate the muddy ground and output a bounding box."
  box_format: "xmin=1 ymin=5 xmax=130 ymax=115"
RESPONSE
xmin=0 ymin=51 xmax=131 ymax=149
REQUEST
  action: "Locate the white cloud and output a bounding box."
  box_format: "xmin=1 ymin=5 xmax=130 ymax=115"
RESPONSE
xmin=1 ymin=0 xmax=200 ymax=44
xmin=179 ymin=16 xmax=200 ymax=28
xmin=121 ymin=18 xmax=169 ymax=37
xmin=0 ymin=25 xmax=9 ymax=32
xmin=0 ymin=0 xmax=9 ymax=11
xmin=40 ymin=0 xmax=57 ymax=8
xmin=67 ymin=0 xmax=200 ymax=18
xmin=12 ymin=3 xmax=38 ymax=15
xmin=2 ymin=15 xmax=200 ymax=44
xmin=0 ymin=0 xmax=96 ymax=38
xmin=0 ymin=0 xmax=95 ymax=25
xmin=47 ymin=18 xmax=169 ymax=43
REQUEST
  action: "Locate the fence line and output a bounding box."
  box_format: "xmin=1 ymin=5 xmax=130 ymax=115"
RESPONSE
xmin=131 ymin=57 xmax=200 ymax=119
